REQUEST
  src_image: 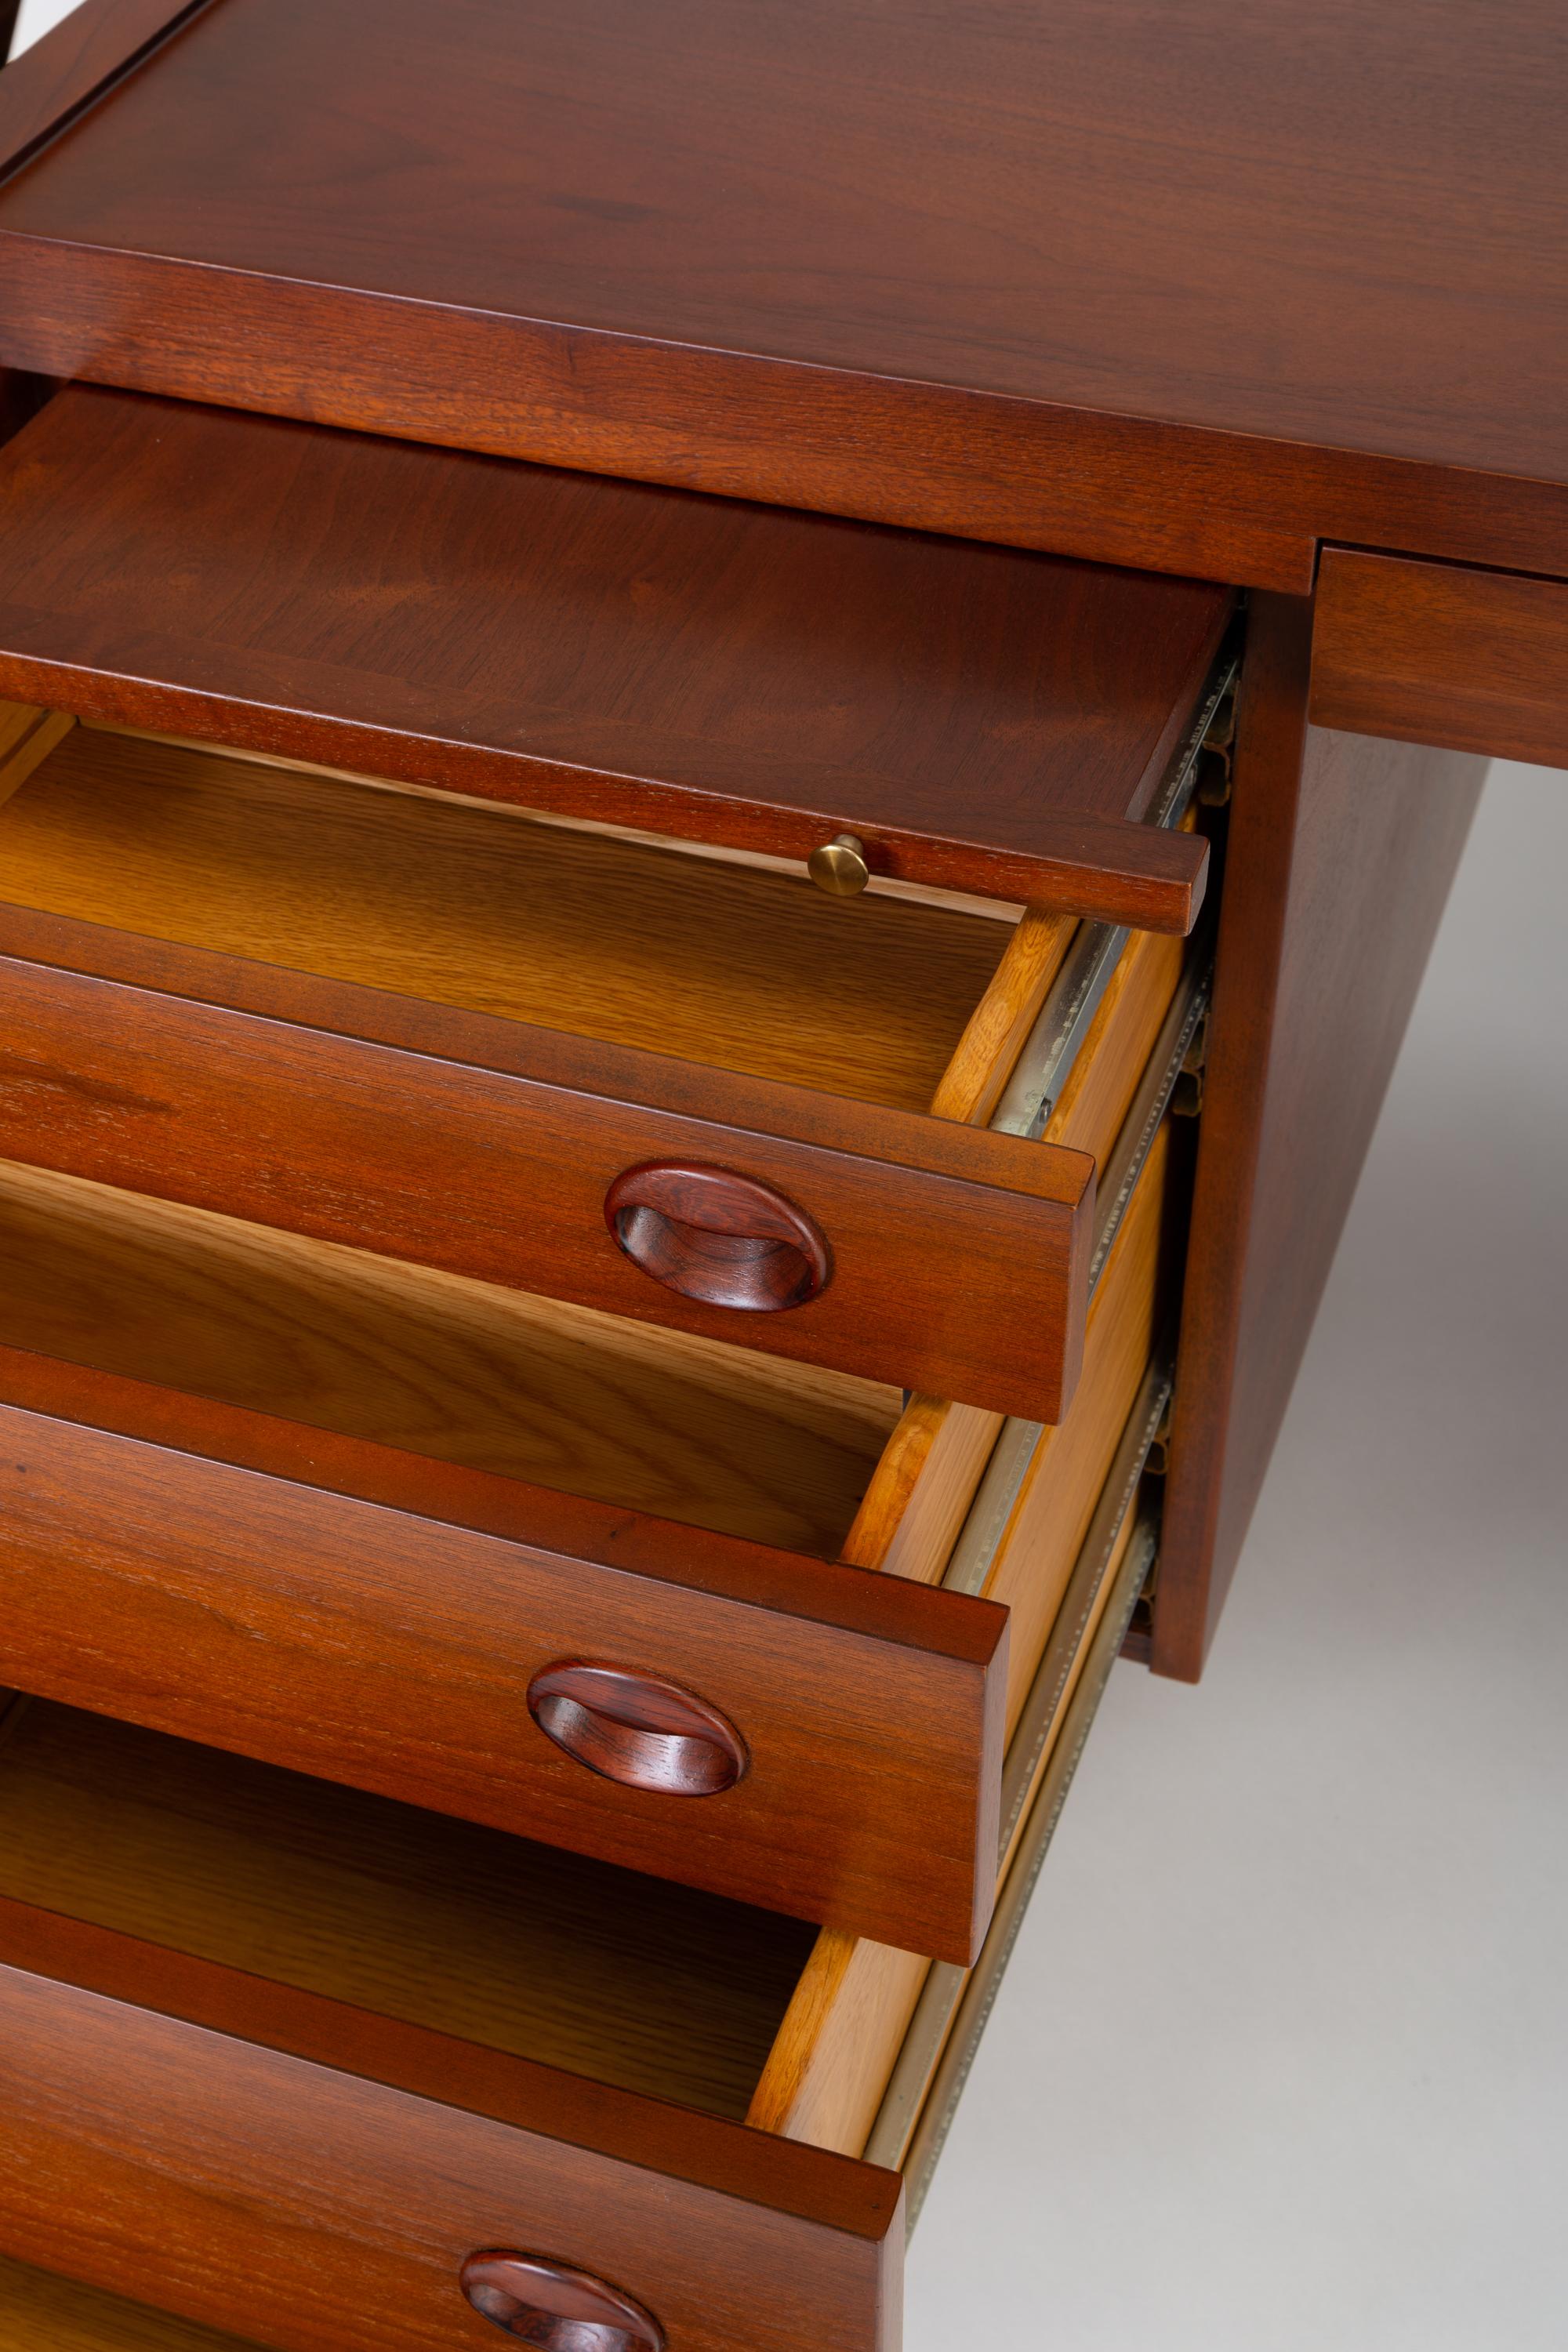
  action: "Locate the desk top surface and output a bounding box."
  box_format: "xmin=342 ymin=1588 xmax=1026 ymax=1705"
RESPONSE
xmin=0 ymin=0 xmax=1563 ymax=585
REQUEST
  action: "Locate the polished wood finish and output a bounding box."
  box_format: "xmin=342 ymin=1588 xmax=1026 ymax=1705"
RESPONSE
xmin=928 ymin=908 xmax=1078 ymax=1127
xmin=750 ymin=1120 xmax=1176 ymax=2157
xmin=1042 ymin=929 xmax=1187 ymax=1157
xmin=0 ymin=1160 xmax=899 ymax=1561
xmin=0 ymin=906 xmax=1093 ymax=1421
xmin=0 ymin=1702 xmax=811 ymax=2115
xmin=0 ymin=0 xmax=207 ymax=183
xmin=1156 ymin=595 xmax=1486 ymax=1678
xmin=1 ymin=4 xmax=1566 ymax=586
xmin=1312 ymin=549 xmax=1568 ymax=770
xmin=0 ymin=720 xmax=1098 ymax=1420
xmin=604 ymin=1163 xmax=833 ymax=1314
xmin=0 ymin=1713 xmax=904 ymax=2352
xmin=0 ymin=2252 xmax=261 ymax=2352
xmin=23 ymin=723 xmax=1007 ymax=1116
xmin=461 ymin=2252 xmax=663 ymax=2350
xmin=0 ymin=1323 xmax=1005 ymax=1962
xmin=747 ymin=1929 xmax=932 ymax=2157
xmin=0 ymin=701 xmax=71 ymax=805
xmin=850 ymin=889 xmax=1189 ymax=1592
xmin=0 ymin=386 xmax=1220 ymax=926
xmin=525 ymin=1665 xmax=750 ymax=1802
xmin=986 ymin=1120 xmax=1171 ymax=1737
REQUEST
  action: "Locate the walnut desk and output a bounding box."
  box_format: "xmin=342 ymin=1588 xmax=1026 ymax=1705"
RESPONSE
xmin=0 ymin=5 xmax=1553 ymax=2348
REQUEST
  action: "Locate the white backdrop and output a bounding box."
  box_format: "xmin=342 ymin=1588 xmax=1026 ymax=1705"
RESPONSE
xmin=4 ymin=6 xmax=1565 ymax=2342
xmin=11 ymin=0 xmax=80 ymax=53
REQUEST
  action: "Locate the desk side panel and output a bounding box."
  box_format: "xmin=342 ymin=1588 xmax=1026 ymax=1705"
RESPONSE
xmin=1155 ymin=591 xmax=1486 ymax=1678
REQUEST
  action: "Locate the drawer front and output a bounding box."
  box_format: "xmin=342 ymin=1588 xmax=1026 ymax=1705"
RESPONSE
xmin=0 ymin=910 xmax=1094 ymax=1424
xmin=0 ymin=1345 xmax=1005 ymax=1965
xmin=1312 ymin=546 xmax=1568 ymax=768
xmin=0 ymin=383 xmax=1221 ymax=927
xmin=0 ymin=1904 xmax=902 ymax=2352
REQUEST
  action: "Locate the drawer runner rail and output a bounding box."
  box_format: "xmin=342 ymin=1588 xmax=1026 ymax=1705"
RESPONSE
xmin=869 ymin=1359 xmax=1171 ymax=2194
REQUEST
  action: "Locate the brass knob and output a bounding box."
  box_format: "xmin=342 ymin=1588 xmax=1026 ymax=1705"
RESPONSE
xmin=808 ymin=832 xmax=869 ymax=896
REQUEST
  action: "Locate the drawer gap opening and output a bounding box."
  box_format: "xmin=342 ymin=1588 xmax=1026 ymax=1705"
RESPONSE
xmin=0 ymin=713 xmax=1014 ymax=1117
xmin=0 ymin=1696 xmax=818 ymax=2127
xmin=0 ymin=774 xmax=1195 ymax=1570
xmin=0 ymin=1363 xmax=1171 ymax=2256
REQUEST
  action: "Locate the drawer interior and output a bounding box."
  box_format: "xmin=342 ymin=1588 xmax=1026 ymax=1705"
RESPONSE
xmin=0 ymin=1696 xmax=815 ymax=2125
xmin=0 ymin=2252 xmax=252 ymax=2352
xmin=0 ymin=1098 xmax=1179 ymax=2161
xmin=0 ymin=1157 xmax=903 ymax=1561
xmin=0 ymin=1341 xmax=1156 ymax=2172
xmin=0 ymin=780 xmax=1187 ymax=1571
xmin=0 ymin=719 xmax=1014 ymax=1115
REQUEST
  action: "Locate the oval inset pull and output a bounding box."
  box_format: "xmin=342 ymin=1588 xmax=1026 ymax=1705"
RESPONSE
xmin=528 ymin=1662 xmax=748 ymax=1797
xmin=461 ymin=2252 xmax=663 ymax=2350
xmin=604 ymin=1161 xmax=830 ymax=1312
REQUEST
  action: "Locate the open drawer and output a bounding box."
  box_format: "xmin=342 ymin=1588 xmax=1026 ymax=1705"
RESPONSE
xmin=0 ymin=898 xmax=1196 ymax=1965
xmin=0 ymin=1393 xmax=1160 ymax=2352
xmin=0 ymin=384 xmax=1232 ymax=1421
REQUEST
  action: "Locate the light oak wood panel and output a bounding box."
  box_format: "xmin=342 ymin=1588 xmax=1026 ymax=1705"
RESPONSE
xmin=985 ymin=1117 xmax=1170 ymax=1737
xmin=838 ymin=1393 xmax=1000 ymax=1585
xmin=928 ymin=904 xmax=1078 ymax=1125
xmin=996 ymin=1504 xmax=1137 ymax=1883
xmin=0 ymin=704 xmax=72 ymax=808
xmin=0 ymin=2254 xmax=257 ymax=2352
xmin=92 ymin=719 xmax=1025 ymax=925
xmin=746 ymin=1928 xmax=931 ymax=2150
xmin=1043 ymin=927 xmax=1187 ymax=1153
xmin=0 ymin=1160 xmax=900 ymax=1559
xmin=0 ymin=723 xmax=1008 ymax=1113
xmin=845 ymin=889 xmax=1185 ymax=1585
xmin=752 ymin=1123 xmax=1172 ymax=2153
xmin=0 ymin=1700 xmax=814 ymax=2124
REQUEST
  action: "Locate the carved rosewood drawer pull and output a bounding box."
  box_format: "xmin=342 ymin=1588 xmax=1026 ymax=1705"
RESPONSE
xmin=527 ymin=1662 xmax=749 ymax=1796
xmin=461 ymin=2252 xmax=664 ymax=2350
xmin=604 ymin=1161 xmax=831 ymax=1311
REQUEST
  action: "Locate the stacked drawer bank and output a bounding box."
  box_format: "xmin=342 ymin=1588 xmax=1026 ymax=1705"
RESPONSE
xmin=0 ymin=376 xmax=1236 ymax=2352
xmin=0 ymin=0 xmax=1527 ymax=2338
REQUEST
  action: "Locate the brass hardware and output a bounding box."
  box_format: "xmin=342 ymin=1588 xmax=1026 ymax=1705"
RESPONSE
xmin=808 ymin=832 xmax=869 ymax=896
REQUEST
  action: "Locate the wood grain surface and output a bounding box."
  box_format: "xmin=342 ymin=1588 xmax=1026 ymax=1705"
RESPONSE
xmin=0 ymin=2252 xmax=259 ymax=2352
xmin=0 ymin=1337 xmax=1007 ymax=1961
xmin=983 ymin=1119 xmax=1171 ymax=1737
xmin=13 ymin=724 xmax=1007 ymax=1114
xmin=752 ymin=1112 xmax=1175 ymax=2154
xmin=0 ymin=1159 xmax=898 ymax=1558
xmin=929 ymin=906 xmax=1079 ymax=1127
xmin=0 ymin=0 xmax=209 ymax=186
xmin=0 ymin=386 xmax=1218 ymax=924
xmin=0 ymin=898 xmax=1094 ymax=1420
xmin=0 ymin=1896 xmax=903 ymax=2352
xmin=846 ymin=871 xmax=1185 ymax=1589
xmin=1312 ymin=548 xmax=1568 ymax=770
xmin=0 ymin=701 xmax=71 ymax=808
xmin=0 ymin=1701 xmax=812 ymax=2116
xmin=0 ymin=3 xmax=1564 ymax=583
xmin=1156 ymin=596 xmax=1486 ymax=1676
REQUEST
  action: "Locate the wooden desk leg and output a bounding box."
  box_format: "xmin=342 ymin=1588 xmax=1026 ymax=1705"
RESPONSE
xmin=1155 ymin=590 xmax=1487 ymax=1680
